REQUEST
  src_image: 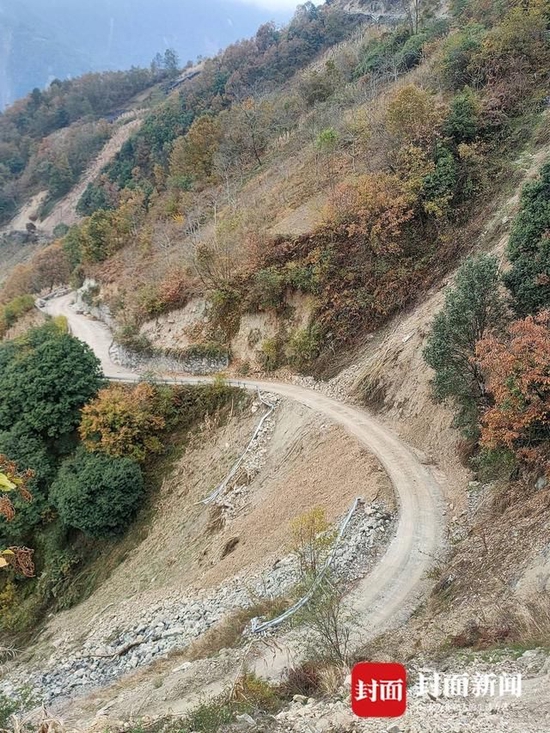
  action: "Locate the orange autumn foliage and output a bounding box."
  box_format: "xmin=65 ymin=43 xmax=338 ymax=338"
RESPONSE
xmin=477 ymin=311 xmax=550 ymax=473
xmin=79 ymin=383 xmax=168 ymax=462
xmin=0 ymin=242 xmax=71 ymax=304
xmin=325 ymin=173 xmax=416 ymax=256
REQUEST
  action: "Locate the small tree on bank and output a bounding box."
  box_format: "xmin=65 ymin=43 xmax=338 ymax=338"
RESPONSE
xmin=291 ymin=508 xmax=354 ymax=665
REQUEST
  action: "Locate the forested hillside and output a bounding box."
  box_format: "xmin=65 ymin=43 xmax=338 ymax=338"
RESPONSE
xmin=5 ymin=0 xmax=547 ymax=356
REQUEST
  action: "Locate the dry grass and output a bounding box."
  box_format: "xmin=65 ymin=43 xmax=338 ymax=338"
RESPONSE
xmin=280 ymin=659 xmax=347 ymax=699
xmin=316 ymin=662 xmax=348 ymax=697
xmin=185 ymin=598 xmax=290 ymax=662
xmin=1 ymin=709 xmax=71 ymax=733
xmin=448 ymin=594 xmax=550 ymax=651
xmin=512 ymin=596 xmax=550 ymax=648
xmin=0 ymin=645 xmax=18 ymax=663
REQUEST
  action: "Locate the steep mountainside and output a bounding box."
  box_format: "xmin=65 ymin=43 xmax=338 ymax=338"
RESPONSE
xmin=1 ymin=1 xmax=550 ymax=731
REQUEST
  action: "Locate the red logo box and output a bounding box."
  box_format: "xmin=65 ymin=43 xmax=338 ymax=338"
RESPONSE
xmin=351 ymin=662 xmax=407 ymax=718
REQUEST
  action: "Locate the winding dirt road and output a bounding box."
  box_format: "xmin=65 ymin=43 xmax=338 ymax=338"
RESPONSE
xmin=43 ymin=293 xmax=445 ymax=640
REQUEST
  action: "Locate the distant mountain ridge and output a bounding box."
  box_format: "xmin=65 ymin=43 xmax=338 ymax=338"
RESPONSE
xmin=0 ymin=0 xmax=293 ymax=110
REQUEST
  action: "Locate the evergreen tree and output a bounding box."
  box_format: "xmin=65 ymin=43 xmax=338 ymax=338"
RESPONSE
xmin=504 ymin=162 xmax=550 ymax=318
xmin=51 ymin=449 xmax=144 ymax=538
xmin=163 ymin=48 xmax=180 ymax=78
xmin=423 ymin=254 xmax=508 ymax=436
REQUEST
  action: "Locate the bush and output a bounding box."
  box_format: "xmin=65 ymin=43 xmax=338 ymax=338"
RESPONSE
xmin=210 ymin=287 xmax=242 ymax=340
xmin=354 ymin=26 xmax=412 ymax=77
xmin=0 ymin=294 xmax=35 ymax=337
xmin=165 ymin=343 xmax=229 ymax=362
xmin=355 ymin=22 xmax=449 ymax=80
xmin=179 ymin=697 xmax=236 ymax=732
xmin=178 ymin=674 xmax=283 ymax=732
xmin=114 ymin=323 xmax=154 ymax=354
xmin=284 ymin=262 xmax=318 ymax=293
xmin=259 ymin=337 xmax=282 ymax=372
xmin=472 ymin=447 xmax=517 ymax=483
xmin=158 ymin=269 xmax=190 ymax=311
xmin=438 ymin=23 xmax=486 ymax=91
xmin=51 ymin=449 xmax=144 ymax=538
xmin=468 ymin=4 xmax=550 ymax=113
xmin=52 ymin=223 xmax=69 ymax=238
xmin=386 ymin=84 xmax=444 ymax=150
xmin=281 ymin=661 xmax=322 ymax=698
xmin=421 ymin=145 xmax=459 ymax=219
xmin=397 ymin=31 xmax=429 ymax=70
xmin=80 ymin=383 xmax=170 ymax=462
xmin=285 ymin=325 xmax=322 ymax=370
xmin=135 ymin=283 xmax=165 ymax=319
xmin=250 ymin=268 xmax=286 ymax=310
xmin=444 ymin=88 xmax=481 ymax=144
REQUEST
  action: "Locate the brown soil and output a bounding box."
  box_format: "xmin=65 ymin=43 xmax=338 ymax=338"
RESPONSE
xmin=43 ymin=399 xmax=392 ymax=647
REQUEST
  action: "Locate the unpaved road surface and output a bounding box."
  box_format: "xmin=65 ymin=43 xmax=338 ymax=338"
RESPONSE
xmin=44 ymin=293 xmax=446 ymax=645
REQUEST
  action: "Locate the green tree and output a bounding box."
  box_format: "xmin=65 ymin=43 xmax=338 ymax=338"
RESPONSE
xmin=163 ymin=48 xmax=181 ymax=78
xmin=51 ymin=449 xmax=144 ymax=538
xmin=444 ymin=88 xmax=480 ymax=144
xmin=423 ymin=254 xmax=508 ymax=436
xmin=421 ymin=144 xmax=458 ymax=219
xmin=0 ymin=323 xmax=104 ymax=442
xmin=47 ymin=155 xmax=74 ymax=198
xmin=169 ymin=115 xmax=221 ymax=184
xmin=504 ymin=162 xmax=550 ymax=318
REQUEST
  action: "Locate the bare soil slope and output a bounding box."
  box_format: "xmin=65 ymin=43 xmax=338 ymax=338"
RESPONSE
xmin=41 ymin=400 xmax=392 ymax=649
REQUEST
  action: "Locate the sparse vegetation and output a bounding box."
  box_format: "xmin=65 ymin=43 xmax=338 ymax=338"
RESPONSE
xmin=0 ymin=688 xmax=41 ymax=730
xmin=290 ymin=508 xmax=353 ymax=665
xmin=0 ymin=295 xmax=35 ymax=338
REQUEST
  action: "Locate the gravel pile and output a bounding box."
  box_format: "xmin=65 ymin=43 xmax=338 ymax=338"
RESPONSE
xmin=290 ymin=358 xmax=364 ymax=405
